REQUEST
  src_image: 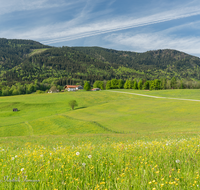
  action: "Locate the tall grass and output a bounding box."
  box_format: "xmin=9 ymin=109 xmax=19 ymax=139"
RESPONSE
xmin=0 ymin=134 xmax=199 ymax=189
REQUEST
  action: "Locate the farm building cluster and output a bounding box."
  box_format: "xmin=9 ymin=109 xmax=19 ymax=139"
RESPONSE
xmin=65 ymin=85 xmax=101 ymax=91
xmin=48 ymin=85 xmax=101 ymax=93
xmin=65 ymin=85 xmax=83 ymax=91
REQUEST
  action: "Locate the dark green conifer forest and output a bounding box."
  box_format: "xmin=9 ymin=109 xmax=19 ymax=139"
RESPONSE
xmin=1 ymin=38 xmax=200 ymax=96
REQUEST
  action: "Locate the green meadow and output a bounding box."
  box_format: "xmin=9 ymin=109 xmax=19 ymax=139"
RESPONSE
xmin=1 ymin=89 xmax=200 ymax=189
xmin=1 ymin=89 xmax=200 ymax=136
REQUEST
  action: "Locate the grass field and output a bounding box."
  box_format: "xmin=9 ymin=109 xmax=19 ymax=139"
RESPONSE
xmin=1 ymin=89 xmax=200 ymax=135
xmin=0 ymin=89 xmax=200 ymax=189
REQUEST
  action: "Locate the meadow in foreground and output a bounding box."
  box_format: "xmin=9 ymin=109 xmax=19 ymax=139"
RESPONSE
xmin=0 ymin=134 xmax=200 ymax=190
xmin=1 ymin=90 xmax=200 ymax=189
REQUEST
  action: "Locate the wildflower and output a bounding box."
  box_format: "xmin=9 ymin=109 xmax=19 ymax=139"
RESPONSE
xmin=15 ymin=155 xmax=18 ymax=158
xmin=21 ymin=168 xmax=25 ymax=172
xmin=88 ymin=155 xmax=92 ymax=159
xmin=40 ymin=154 xmax=43 ymax=157
xmin=76 ymin=152 xmax=80 ymax=156
xmin=82 ymin=163 xmax=86 ymax=167
xmin=11 ymin=157 xmax=15 ymax=160
xmin=176 ymin=159 xmax=180 ymax=163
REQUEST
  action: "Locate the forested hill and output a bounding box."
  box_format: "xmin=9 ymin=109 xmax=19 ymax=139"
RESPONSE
xmin=1 ymin=38 xmax=200 ymax=89
xmin=0 ymin=38 xmax=50 ymax=70
xmin=74 ymin=47 xmax=200 ymax=79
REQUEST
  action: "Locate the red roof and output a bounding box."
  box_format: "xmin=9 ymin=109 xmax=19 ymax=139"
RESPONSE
xmin=65 ymin=85 xmax=80 ymax=88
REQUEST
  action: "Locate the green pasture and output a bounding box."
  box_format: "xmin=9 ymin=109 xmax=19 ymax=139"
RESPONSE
xmin=1 ymin=89 xmax=200 ymax=189
xmin=0 ymin=89 xmax=200 ymax=136
xmin=112 ymin=88 xmax=200 ymax=99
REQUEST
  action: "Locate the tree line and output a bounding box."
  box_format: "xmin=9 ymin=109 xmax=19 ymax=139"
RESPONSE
xmin=1 ymin=77 xmax=200 ymax=96
xmin=92 ymin=78 xmax=200 ymax=90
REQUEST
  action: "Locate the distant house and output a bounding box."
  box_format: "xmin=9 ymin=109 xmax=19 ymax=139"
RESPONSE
xmin=13 ymin=108 xmax=18 ymax=112
xmin=91 ymin=88 xmax=101 ymax=91
xmin=65 ymin=85 xmax=83 ymax=91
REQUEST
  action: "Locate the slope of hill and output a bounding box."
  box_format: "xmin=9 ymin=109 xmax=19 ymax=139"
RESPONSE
xmin=74 ymin=47 xmax=200 ymax=80
xmin=1 ymin=90 xmax=200 ymax=137
xmin=0 ymin=38 xmax=50 ymax=70
xmin=1 ymin=38 xmax=200 ymax=89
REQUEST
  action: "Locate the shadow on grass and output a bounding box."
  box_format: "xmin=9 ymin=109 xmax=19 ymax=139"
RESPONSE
xmin=74 ymin=106 xmax=87 ymax=110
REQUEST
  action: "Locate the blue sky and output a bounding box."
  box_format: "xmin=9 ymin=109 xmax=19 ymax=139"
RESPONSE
xmin=1 ymin=0 xmax=200 ymax=57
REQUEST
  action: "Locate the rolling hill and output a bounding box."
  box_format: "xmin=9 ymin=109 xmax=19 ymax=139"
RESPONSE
xmin=1 ymin=38 xmax=200 ymax=89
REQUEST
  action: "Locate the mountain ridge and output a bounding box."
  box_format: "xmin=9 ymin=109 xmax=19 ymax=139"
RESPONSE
xmin=0 ymin=38 xmax=200 ymax=89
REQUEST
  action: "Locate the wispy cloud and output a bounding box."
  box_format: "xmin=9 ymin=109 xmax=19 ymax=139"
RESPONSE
xmin=0 ymin=0 xmax=82 ymax=15
xmin=1 ymin=0 xmax=200 ymax=54
xmin=36 ymin=6 xmax=200 ymax=44
xmin=104 ymin=30 xmax=200 ymax=57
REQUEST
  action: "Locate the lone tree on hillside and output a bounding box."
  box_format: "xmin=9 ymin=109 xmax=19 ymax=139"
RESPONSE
xmin=68 ymin=100 xmax=78 ymax=110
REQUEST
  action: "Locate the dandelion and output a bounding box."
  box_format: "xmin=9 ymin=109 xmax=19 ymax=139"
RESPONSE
xmin=21 ymin=168 xmax=25 ymax=172
xmin=40 ymin=154 xmax=43 ymax=157
xmin=88 ymin=155 xmax=92 ymax=159
xmin=76 ymin=152 xmax=80 ymax=156
xmin=82 ymin=163 xmax=86 ymax=167
xmin=15 ymin=155 xmax=18 ymax=158
xmin=11 ymin=157 xmax=15 ymax=160
xmin=176 ymin=159 xmax=180 ymax=163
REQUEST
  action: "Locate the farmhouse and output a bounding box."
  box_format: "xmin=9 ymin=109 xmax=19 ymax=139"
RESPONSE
xmin=65 ymin=85 xmax=83 ymax=91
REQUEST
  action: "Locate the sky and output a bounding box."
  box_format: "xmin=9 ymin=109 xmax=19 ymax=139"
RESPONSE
xmin=1 ymin=0 xmax=200 ymax=57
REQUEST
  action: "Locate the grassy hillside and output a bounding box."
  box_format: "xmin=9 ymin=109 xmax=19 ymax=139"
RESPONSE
xmin=1 ymin=90 xmax=200 ymax=189
xmin=1 ymin=89 xmax=200 ymax=137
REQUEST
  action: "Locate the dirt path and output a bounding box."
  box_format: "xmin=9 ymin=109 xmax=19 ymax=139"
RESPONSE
xmin=109 ymin=90 xmax=200 ymax=102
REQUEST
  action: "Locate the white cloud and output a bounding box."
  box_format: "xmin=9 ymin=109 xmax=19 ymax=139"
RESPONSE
xmin=36 ymin=5 xmax=200 ymax=44
xmin=0 ymin=0 xmax=82 ymax=15
xmin=1 ymin=0 xmax=200 ymax=55
xmin=104 ymin=32 xmax=200 ymax=57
